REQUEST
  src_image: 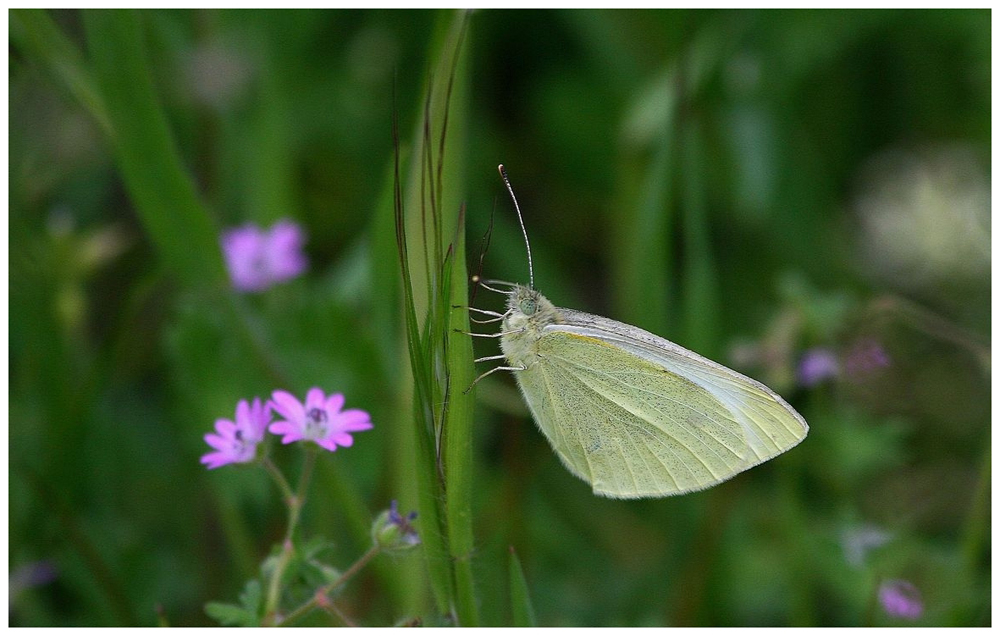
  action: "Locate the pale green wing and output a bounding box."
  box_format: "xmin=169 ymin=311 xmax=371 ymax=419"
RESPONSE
xmin=553 ymin=309 xmax=808 ymax=465
xmin=515 ymin=330 xmax=755 ymax=498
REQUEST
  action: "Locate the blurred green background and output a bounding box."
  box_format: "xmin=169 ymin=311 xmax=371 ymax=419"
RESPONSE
xmin=9 ymin=8 xmax=990 ymax=626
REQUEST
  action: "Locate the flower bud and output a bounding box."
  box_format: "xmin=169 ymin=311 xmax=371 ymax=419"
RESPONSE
xmin=372 ymin=500 xmax=420 ymax=551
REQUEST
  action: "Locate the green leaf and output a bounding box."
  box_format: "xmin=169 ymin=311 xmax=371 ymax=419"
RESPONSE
xmin=205 ymin=578 xmax=264 ymax=627
xmin=204 ymin=602 xmax=252 ymax=627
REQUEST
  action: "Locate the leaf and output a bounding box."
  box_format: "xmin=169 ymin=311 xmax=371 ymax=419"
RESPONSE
xmin=205 ymin=578 xmax=264 ymax=627
xmin=204 ymin=601 xmax=253 ymax=627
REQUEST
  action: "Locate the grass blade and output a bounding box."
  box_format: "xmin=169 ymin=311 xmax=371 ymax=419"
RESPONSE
xmin=10 ymin=9 xmax=112 ymax=136
xmin=393 ymin=94 xmax=453 ymax=616
xmin=508 ymin=546 xmax=537 ymax=627
xmin=83 ymin=9 xmax=227 ymax=289
xmin=395 ymin=9 xmax=476 ymax=624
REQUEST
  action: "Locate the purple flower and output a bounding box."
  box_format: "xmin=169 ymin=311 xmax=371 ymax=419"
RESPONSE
xmin=879 ymin=579 xmax=923 ymax=620
xmin=9 ymin=561 xmax=57 ymax=596
xmin=845 ymin=338 xmax=891 ymax=378
xmin=221 ymin=219 xmax=307 ymax=292
xmin=372 ymin=500 xmax=420 ymax=550
xmin=268 ymin=388 xmax=373 ymax=452
xmin=797 ymin=348 xmax=840 ymax=387
xmin=201 ymin=397 xmax=271 ymax=469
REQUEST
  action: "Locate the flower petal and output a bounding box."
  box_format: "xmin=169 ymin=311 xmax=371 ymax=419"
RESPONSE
xmin=214 ymin=418 xmax=237 ymax=436
xmin=325 ymin=392 xmax=345 ymax=414
xmin=244 ymin=397 xmax=270 ymax=441
xmin=316 ymin=437 xmax=339 ymax=452
xmin=305 ymin=387 xmax=327 ymax=410
xmin=338 ymin=409 xmax=373 ymax=431
xmin=266 ymin=221 xmax=308 ymax=279
xmin=235 ymin=399 xmax=251 ymax=427
xmin=270 ymin=390 xmax=305 ymax=422
xmin=203 ymin=433 xmax=230 ymax=452
xmin=331 ymin=432 xmax=355 ymax=447
xmin=269 ymin=420 xmax=303 ymax=444
xmin=200 ymin=451 xmax=231 ymax=469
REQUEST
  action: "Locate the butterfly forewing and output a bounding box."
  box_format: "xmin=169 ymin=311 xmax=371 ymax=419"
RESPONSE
xmin=552 ymin=309 xmax=809 ymax=464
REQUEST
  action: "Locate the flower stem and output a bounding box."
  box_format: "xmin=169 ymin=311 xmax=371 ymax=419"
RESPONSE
xmin=261 ymin=447 xmax=318 ymax=625
xmin=262 ymin=457 xmax=294 ymax=504
xmin=275 ymin=543 xmax=382 ymax=627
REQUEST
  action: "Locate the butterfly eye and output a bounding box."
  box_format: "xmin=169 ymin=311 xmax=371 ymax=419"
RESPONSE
xmin=520 ymin=298 xmax=537 ymax=315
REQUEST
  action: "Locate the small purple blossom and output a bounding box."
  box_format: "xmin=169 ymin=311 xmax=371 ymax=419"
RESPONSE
xmin=9 ymin=561 xmax=58 ymax=599
xmin=797 ymin=348 xmax=840 ymax=387
xmin=201 ymin=398 xmax=271 ymax=469
xmin=373 ymin=500 xmax=420 ymax=550
xmin=221 ymin=219 xmax=307 ymax=292
xmin=845 ymin=338 xmax=891 ymax=378
xmin=388 ymin=501 xmax=420 ymax=546
xmin=268 ymin=388 xmax=373 ymax=452
xmin=879 ymin=579 xmax=923 ymax=620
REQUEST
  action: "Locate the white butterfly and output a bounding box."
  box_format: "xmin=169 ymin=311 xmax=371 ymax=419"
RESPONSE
xmin=473 ymin=166 xmax=808 ymax=499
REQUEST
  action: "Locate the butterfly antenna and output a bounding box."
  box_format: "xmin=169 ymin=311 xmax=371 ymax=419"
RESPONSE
xmin=498 ymin=164 xmax=534 ymax=290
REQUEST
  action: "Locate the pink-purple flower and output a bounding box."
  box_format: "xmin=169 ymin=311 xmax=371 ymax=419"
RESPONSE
xmin=372 ymin=500 xmax=420 ymax=550
xmin=201 ymin=397 xmax=271 ymax=469
xmin=797 ymin=347 xmax=840 ymax=387
xmin=879 ymin=579 xmax=923 ymax=620
xmin=268 ymin=388 xmax=373 ymax=452
xmin=221 ymin=219 xmax=307 ymax=292
xmin=845 ymin=338 xmax=891 ymax=378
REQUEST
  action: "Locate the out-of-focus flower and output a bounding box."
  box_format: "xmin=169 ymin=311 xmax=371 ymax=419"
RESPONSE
xmin=840 ymin=524 xmax=891 ymax=567
xmin=9 ymin=561 xmax=57 ymax=607
xmin=201 ymin=397 xmax=271 ymax=469
xmin=797 ymin=348 xmax=840 ymax=387
xmin=372 ymin=500 xmax=420 ymax=550
xmin=845 ymin=338 xmax=891 ymax=378
xmin=879 ymin=579 xmax=923 ymax=620
xmin=221 ymin=220 xmax=307 ymax=292
xmin=268 ymin=388 xmax=373 ymax=452
xmin=184 ymin=42 xmax=253 ymax=111
xmin=855 ymin=145 xmax=990 ymax=290
xmin=727 ymin=307 xmax=803 ymax=393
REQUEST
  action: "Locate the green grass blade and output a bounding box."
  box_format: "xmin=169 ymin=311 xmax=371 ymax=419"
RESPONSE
xmin=369 ymin=145 xmax=431 ymax=614
xmin=10 ymin=9 xmax=112 ymax=137
xmin=612 ymin=67 xmax=678 ymax=334
xmin=444 ymin=215 xmax=477 ymax=625
xmin=679 ymin=117 xmax=720 ymax=357
xmin=396 ymin=9 xmax=477 ymax=624
xmin=425 ymin=13 xmax=478 ymax=626
xmin=508 ymin=547 xmax=537 ymax=627
xmin=82 ymin=9 xmax=227 ymax=289
xmin=393 ymin=102 xmax=453 ymax=617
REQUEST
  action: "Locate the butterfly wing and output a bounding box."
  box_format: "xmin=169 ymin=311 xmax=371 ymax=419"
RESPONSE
xmin=554 ymin=308 xmax=808 ymax=467
xmin=515 ymin=329 xmax=756 ymax=498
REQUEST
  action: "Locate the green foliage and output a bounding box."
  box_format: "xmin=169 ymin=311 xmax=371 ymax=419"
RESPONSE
xmin=393 ymin=11 xmax=478 ymax=623
xmin=204 ymin=579 xmax=263 ymax=627
xmin=9 ymin=8 xmax=990 ymax=627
